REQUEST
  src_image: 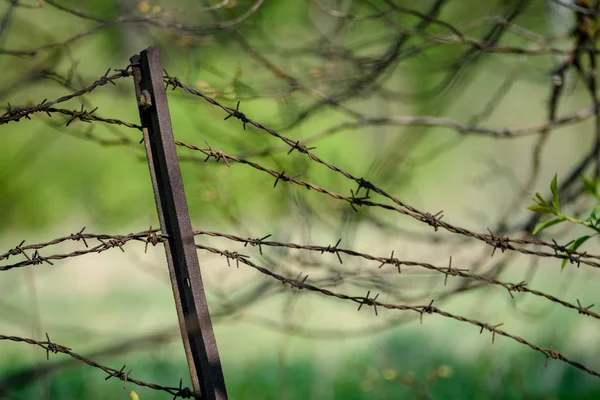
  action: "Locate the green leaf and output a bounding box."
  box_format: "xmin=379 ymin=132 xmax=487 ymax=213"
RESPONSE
xmin=561 ymin=235 xmax=592 ymax=270
xmin=532 ymin=216 xmax=566 ymax=235
xmin=587 ymin=204 xmax=600 ymax=222
xmin=551 ymin=174 xmax=560 ymax=213
xmin=527 ymin=193 xmax=555 ymax=214
xmin=535 ymin=192 xmax=549 ymax=207
xmin=527 ymin=204 xmax=554 ymax=214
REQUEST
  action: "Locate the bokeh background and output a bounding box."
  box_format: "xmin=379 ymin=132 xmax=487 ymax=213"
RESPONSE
xmin=1 ymin=0 xmax=600 ymax=399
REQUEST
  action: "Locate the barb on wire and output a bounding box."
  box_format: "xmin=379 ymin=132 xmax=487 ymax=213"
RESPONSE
xmin=273 ymin=171 xmax=302 ymax=188
xmin=221 ymin=250 xmax=249 ymax=268
xmin=0 ymin=332 xmax=195 ymax=398
xmin=480 ymin=323 xmax=505 ymax=345
xmin=195 ymin=242 xmax=600 ymax=379
xmin=320 ymin=238 xmax=343 ymax=264
xmin=444 ymin=256 xmax=469 ymax=285
xmin=0 ymin=228 xmax=166 ymax=271
xmin=348 ymin=189 xmax=370 ymax=212
xmin=357 ymin=290 xmax=380 ymax=316
xmin=165 ymin=76 xmax=600 ymax=268
xmin=287 ymin=140 xmax=317 ymax=155
xmin=193 ymin=229 xmax=600 ymax=320
xmin=223 ymin=100 xmax=250 ymax=130
xmin=420 ymin=299 xmax=435 ymax=324
xmin=378 ymin=250 xmax=403 ymax=274
xmin=181 ymin=140 xmax=600 ymax=268
xmin=287 ymin=272 xmax=309 ymax=289
xmin=243 ymin=234 xmax=272 ymax=255
xmin=204 ymin=141 xmax=231 ymax=167
xmin=0 ymin=68 xmax=132 ymax=125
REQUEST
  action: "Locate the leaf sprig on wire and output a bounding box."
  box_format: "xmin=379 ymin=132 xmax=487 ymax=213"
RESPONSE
xmin=527 ymin=174 xmax=600 ymax=270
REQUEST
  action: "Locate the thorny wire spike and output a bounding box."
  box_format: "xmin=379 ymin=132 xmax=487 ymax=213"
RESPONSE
xmin=98 ymin=237 xmax=126 ymax=252
xmin=287 ymin=140 xmax=317 ymax=155
xmin=3 ymin=100 xmax=48 ymax=122
xmin=507 ymin=281 xmax=527 ymax=298
xmin=349 ymin=189 xmax=370 ymax=212
xmin=552 ymin=239 xmax=571 ymax=256
xmin=32 ymin=250 xmax=53 ymax=266
xmin=8 ymin=240 xmax=28 ymax=260
xmin=444 ymin=257 xmax=452 ymax=285
xmin=173 ymin=378 xmax=194 ymax=400
xmin=66 ymin=104 xmax=98 ymax=126
xmin=356 ymin=177 xmax=375 ymax=197
xmin=105 ymin=365 xmax=133 ymax=389
xmin=545 ymin=338 xmax=558 ymax=367
xmin=244 ymin=234 xmax=271 ymax=255
xmin=221 ymin=250 xmax=249 ymax=268
xmin=5 ymin=102 xmax=27 ymax=121
xmin=420 ymin=299 xmax=435 ymax=324
xmin=273 ymin=171 xmax=302 ymax=188
xmin=44 ymin=332 xmax=70 ymax=360
xmin=423 ymin=210 xmax=444 ymax=231
xmin=567 ymin=251 xmax=585 ymax=268
xmin=480 ymin=322 xmax=504 ymax=344
xmin=378 ymin=250 xmax=403 ymax=273
xmin=145 ymin=226 xmax=162 ymax=253
xmin=576 ymin=299 xmax=595 ymax=315
xmin=224 ymin=100 xmax=250 ymax=130
xmin=97 ymin=68 xmax=116 ymax=86
xmin=357 ymin=290 xmax=380 ymax=316
xmin=488 ymin=228 xmax=508 ymax=256
xmin=288 ymin=272 xmax=309 ymax=289
xmin=444 ymin=256 xmax=469 ymax=285
xmin=2 ymin=102 xmax=33 ymax=122
xmin=109 ymin=238 xmax=126 ymax=252
xmin=551 ymin=238 xmax=585 ymax=266
xmin=70 ymin=227 xmax=88 ymax=247
xmin=321 ymin=238 xmax=343 ymax=264
xmin=204 ymin=141 xmax=230 ymax=167
xmin=163 ymin=68 xmax=180 ymax=91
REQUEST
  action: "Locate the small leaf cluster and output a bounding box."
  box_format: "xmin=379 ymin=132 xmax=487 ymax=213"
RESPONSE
xmin=527 ymin=175 xmax=600 ymax=270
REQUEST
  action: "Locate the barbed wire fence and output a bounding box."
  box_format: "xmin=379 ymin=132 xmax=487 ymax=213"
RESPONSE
xmin=2 ymin=0 xmax=600 ymax=398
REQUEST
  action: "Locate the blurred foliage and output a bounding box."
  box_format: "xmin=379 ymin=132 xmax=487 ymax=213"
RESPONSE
xmin=0 ymin=0 xmax=565 ymax=233
xmin=528 ymin=174 xmax=600 ymax=269
xmin=3 ymin=1 xmax=600 ymax=399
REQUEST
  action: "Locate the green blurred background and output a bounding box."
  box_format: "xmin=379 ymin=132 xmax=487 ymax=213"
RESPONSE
xmin=1 ymin=0 xmax=600 ymax=399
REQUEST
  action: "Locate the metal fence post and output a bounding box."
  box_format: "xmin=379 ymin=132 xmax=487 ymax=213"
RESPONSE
xmin=130 ymin=46 xmax=228 ymax=400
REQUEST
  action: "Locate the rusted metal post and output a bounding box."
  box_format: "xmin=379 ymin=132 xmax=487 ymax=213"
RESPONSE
xmin=130 ymin=46 xmax=228 ymax=400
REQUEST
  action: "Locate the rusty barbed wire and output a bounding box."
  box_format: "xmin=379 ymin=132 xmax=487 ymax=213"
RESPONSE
xmin=2 ymin=2 xmax=600 ymax=394
xmin=162 ymin=76 xmax=600 ymax=264
xmin=0 ymin=332 xmax=195 ymax=398
xmin=194 ymin=242 xmax=600 ymax=379
xmin=172 ymin=139 xmax=600 ymax=269
xmin=0 ymin=67 xmax=133 ymax=125
xmin=0 ymin=227 xmax=165 ymax=271
xmin=51 ymin=123 xmax=600 ymax=270
xmin=4 ymin=224 xmax=598 ymax=382
xmin=3 ymin=20 xmax=597 ymax=272
xmin=49 ymin=106 xmax=142 ymax=129
xmin=193 ymin=229 xmax=600 ymax=320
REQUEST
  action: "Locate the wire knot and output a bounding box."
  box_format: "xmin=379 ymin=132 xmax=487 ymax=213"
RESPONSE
xmin=224 ymin=101 xmax=250 ymax=130
xmin=244 ymin=234 xmax=271 ymax=254
xmin=321 ymin=239 xmax=343 ymax=264
xmin=357 ymin=290 xmax=380 ymax=315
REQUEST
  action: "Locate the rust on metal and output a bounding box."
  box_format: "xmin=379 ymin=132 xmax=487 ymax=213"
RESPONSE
xmin=130 ymin=46 xmax=228 ymax=400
